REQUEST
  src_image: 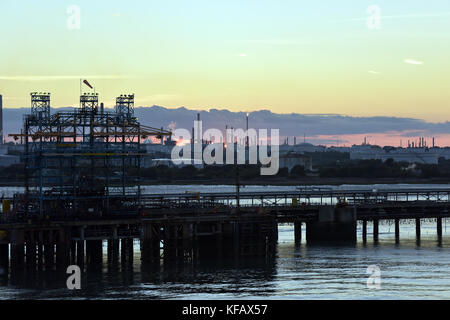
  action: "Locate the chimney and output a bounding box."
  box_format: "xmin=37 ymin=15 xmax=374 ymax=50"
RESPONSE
xmin=0 ymin=94 xmax=2 ymax=144
xmin=433 ymin=137 xmax=435 ymax=148
xmin=100 ymin=102 xmax=104 ymax=114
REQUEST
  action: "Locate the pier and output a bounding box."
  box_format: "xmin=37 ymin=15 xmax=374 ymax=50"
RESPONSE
xmin=1 ymin=187 xmax=450 ymax=273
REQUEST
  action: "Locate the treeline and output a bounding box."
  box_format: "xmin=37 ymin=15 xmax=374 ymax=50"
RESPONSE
xmin=319 ymin=158 xmax=450 ymax=178
xmin=138 ymin=164 xmax=306 ymax=182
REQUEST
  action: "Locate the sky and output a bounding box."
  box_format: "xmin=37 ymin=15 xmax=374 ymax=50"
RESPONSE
xmin=1 ymin=0 xmax=450 ymax=145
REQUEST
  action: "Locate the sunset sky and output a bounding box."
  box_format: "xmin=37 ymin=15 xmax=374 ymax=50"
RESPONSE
xmin=1 ymin=0 xmax=450 ymax=145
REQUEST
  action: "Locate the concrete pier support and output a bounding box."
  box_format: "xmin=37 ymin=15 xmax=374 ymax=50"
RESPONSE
xmin=25 ymin=231 xmax=37 ymax=269
xmin=373 ymin=219 xmax=379 ymax=243
xmin=306 ymin=206 xmax=356 ymax=243
xmin=183 ymin=223 xmax=194 ymax=260
xmin=70 ymin=241 xmax=76 ymax=264
xmin=44 ymin=231 xmax=55 ymax=270
xmin=416 ymin=218 xmax=421 ymax=240
xmin=0 ymin=244 xmax=8 ymax=272
xmin=37 ymin=231 xmax=43 ymax=269
xmin=10 ymin=229 xmax=24 ymax=270
xmin=362 ymin=220 xmax=367 ymax=243
xmin=395 ymin=219 xmax=400 ymax=243
xmin=120 ymin=239 xmax=133 ymax=266
xmin=437 ymin=217 xmax=443 ymax=242
xmin=233 ymin=221 xmax=240 ymax=256
xmin=141 ymin=223 xmax=161 ymax=263
xmin=76 ymin=240 xmax=85 ymax=267
xmin=56 ymin=228 xmax=70 ymax=269
xmin=294 ymin=222 xmax=302 ymax=245
xmin=127 ymin=239 xmax=134 ymax=264
xmin=86 ymin=240 xmax=103 ymax=266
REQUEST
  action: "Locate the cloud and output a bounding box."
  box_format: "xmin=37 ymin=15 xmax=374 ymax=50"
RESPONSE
xmin=3 ymin=106 xmax=450 ymax=143
xmin=404 ymin=59 xmax=423 ymax=65
xmin=336 ymin=11 xmax=450 ymax=23
xmin=368 ymin=70 xmax=381 ymax=74
xmin=0 ymin=75 xmax=133 ymax=81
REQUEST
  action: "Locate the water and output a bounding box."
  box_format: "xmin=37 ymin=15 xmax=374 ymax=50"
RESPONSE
xmin=0 ymin=184 xmax=450 ymax=299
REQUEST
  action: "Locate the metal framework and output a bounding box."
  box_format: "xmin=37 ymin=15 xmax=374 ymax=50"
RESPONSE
xmin=9 ymin=92 xmax=171 ymax=219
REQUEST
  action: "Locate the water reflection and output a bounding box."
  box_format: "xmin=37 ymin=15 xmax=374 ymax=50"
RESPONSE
xmin=0 ymin=222 xmax=450 ymax=299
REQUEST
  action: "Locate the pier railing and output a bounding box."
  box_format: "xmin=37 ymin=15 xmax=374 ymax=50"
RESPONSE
xmin=139 ymin=187 xmax=450 ymax=209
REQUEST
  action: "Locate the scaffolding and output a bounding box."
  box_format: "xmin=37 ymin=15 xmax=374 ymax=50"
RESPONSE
xmin=9 ymin=92 xmax=171 ymax=219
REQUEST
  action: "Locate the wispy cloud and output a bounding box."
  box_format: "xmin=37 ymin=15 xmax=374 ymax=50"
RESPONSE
xmin=404 ymin=59 xmax=423 ymax=65
xmin=368 ymin=70 xmax=381 ymax=74
xmin=335 ymin=11 xmax=450 ymax=23
xmin=0 ymin=75 xmax=133 ymax=81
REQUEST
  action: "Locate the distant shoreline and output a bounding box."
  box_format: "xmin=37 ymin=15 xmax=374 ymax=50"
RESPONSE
xmin=1 ymin=177 xmax=449 ymax=187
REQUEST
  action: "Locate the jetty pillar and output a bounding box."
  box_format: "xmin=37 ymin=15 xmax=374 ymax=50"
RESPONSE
xmin=127 ymin=239 xmax=134 ymax=265
xmin=362 ymin=220 xmax=367 ymax=243
xmin=141 ymin=223 xmax=160 ymax=263
xmin=373 ymin=219 xmax=379 ymax=243
xmin=37 ymin=231 xmax=43 ymax=270
xmin=306 ymin=206 xmax=356 ymax=244
xmin=56 ymin=228 xmax=70 ymax=269
xmin=76 ymin=227 xmax=85 ymax=267
xmin=416 ymin=218 xmax=421 ymax=240
xmin=437 ymin=217 xmax=443 ymax=242
xmin=10 ymin=229 xmax=25 ymax=270
xmin=0 ymin=243 xmax=9 ymax=273
xmin=86 ymin=240 xmax=103 ymax=271
xmin=183 ymin=223 xmax=194 ymax=260
xmin=395 ymin=218 xmax=400 ymax=243
xmin=44 ymin=231 xmax=55 ymax=270
xmin=294 ymin=222 xmax=302 ymax=245
xmin=25 ymin=231 xmax=37 ymax=269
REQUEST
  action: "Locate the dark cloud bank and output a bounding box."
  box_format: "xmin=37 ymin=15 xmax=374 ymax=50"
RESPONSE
xmin=3 ymin=106 xmax=449 ymax=140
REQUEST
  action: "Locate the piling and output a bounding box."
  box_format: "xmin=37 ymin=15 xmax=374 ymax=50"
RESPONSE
xmin=10 ymin=229 xmax=25 ymax=271
xmin=294 ymin=221 xmax=302 ymax=245
xmin=395 ymin=218 xmax=400 ymax=243
xmin=0 ymin=243 xmax=8 ymax=272
xmin=437 ymin=217 xmax=443 ymax=242
xmin=306 ymin=206 xmax=356 ymax=243
xmin=373 ymin=219 xmax=379 ymax=243
xmin=362 ymin=220 xmax=367 ymax=243
xmin=416 ymin=218 xmax=421 ymax=240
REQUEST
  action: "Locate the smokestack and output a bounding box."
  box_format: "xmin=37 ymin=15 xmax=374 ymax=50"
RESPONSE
xmin=246 ymin=113 xmax=249 ymax=147
xmin=100 ymin=102 xmax=104 ymax=114
xmin=433 ymin=137 xmax=435 ymax=148
xmin=0 ymin=94 xmax=2 ymax=144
